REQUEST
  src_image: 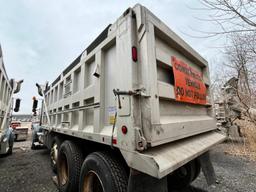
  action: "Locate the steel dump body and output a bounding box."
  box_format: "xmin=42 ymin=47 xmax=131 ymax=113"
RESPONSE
xmin=41 ymin=4 xmax=225 ymax=178
xmin=0 ymin=47 xmax=12 ymax=128
xmin=0 ymin=44 xmax=17 ymax=154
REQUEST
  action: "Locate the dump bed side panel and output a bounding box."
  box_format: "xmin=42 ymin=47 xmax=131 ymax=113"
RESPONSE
xmin=0 ymin=47 xmax=13 ymax=131
xmin=42 ymin=11 xmax=139 ymax=151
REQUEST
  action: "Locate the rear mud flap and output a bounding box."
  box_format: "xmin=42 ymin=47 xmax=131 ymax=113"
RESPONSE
xmin=199 ymin=152 xmax=216 ymax=186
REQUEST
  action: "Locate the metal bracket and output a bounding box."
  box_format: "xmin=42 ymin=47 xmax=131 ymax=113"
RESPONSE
xmin=93 ymin=64 xmax=100 ymax=78
xmin=113 ymin=88 xmax=148 ymax=96
xmin=135 ymin=127 xmax=147 ymax=151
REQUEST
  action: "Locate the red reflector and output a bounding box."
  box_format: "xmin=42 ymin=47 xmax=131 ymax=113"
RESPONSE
xmin=112 ymin=138 xmax=117 ymax=144
xmin=132 ymin=46 xmax=137 ymax=62
xmin=121 ymin=126 xmax=128 ymax=134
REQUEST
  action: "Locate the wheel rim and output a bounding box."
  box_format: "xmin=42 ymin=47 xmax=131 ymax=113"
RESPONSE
xmin=59 ymin=153 xmax=69 ymax=186
xmin=50 ymin=143 xmax=58 ymax=166
xmin=82 ymin=170 xmax=104 ymax=192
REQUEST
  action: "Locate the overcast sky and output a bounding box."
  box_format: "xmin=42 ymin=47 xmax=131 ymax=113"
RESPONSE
xmin=0 ymin=0 xmax=223 ymax=114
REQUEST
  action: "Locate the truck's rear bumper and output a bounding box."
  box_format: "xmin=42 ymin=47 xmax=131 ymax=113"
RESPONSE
xmin=16 ymin=134 xmax=28 ymax=141
xmin=121 ymin=131 xmax=226 ymax=179
xmin=14 ymin=129 xmax=28 ymax=141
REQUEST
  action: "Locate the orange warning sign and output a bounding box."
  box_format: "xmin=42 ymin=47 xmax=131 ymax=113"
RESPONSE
xmin=171 ymin=56 xmax=207 ymax=105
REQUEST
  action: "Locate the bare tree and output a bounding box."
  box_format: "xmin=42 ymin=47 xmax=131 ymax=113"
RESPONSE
xmin=199 ymin=0 xmax=256 ymax=35
xmin=198 ymin=0 xmax=256 ymax=122
xmin=209 ymin=59 xmax=233 ymax=100
xmin=224 ymin=33 xmax=256 ymax=123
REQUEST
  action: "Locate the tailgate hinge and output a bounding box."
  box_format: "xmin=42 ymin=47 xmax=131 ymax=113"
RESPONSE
xmin=135 ymin=127 xmax=147 ymax=151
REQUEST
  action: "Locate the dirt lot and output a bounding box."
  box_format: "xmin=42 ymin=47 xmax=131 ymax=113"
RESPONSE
xmin=0 ymin=130 xmax=57 ymax=192
xmin=0 ymin=135 xmax=256 ymax=192
xmin=192 ymin=143 xmax=256 ymax=192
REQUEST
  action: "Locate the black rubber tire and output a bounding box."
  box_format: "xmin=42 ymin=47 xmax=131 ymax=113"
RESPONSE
xmin=167 ymin=160 xmax=198 ymax=190
xmin=50 ymin=136 xmax=63 ymax=173
xmin=14 ymin=134 xmax=18 ymax=142
xmin=31 ymin=130 xmax=37 ymax=150
xmin=7 ymin=144 xmax=13 ymax=155
xmin=31 ymin=143 xmax=36 ymax=150
xmin=7 ymin=132 xmax=14 ymax=155
xmin=57 ymin=140 xmax=84 ymax=192
xmin=79 ymin=151 xmax=128 ymax=192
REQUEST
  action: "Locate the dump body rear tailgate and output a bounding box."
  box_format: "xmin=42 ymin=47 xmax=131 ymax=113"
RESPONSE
xmin=134 ymin=5 xmax=215 ymax=147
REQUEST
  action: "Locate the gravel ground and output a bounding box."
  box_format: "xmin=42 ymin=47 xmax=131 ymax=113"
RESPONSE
xmin=192 ymin=144 xmax=256 ymax=192
xmin=0 ymin=134 xmax=256 ymax=192
xmin=0 ymin=130 xmax=57 ymax=192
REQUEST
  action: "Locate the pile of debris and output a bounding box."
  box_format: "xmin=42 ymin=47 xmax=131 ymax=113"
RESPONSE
xmin=215 ymin=77 xmax=243 ymax=138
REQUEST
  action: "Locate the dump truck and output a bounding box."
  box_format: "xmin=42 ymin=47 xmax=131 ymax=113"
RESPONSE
xmin=33 ymin=4 xmax=226 ymax=192
xmin=10 ymin=121 xmax=29 ymax=141
xmin=0 ymin=44 xmax=23 ymax=155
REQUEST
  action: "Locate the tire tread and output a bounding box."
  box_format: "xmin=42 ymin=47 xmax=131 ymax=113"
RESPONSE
xmin=89 ymin=151 xmax=128 ymax=192
xmin=58 ymin=140 xmax=84 ymax=192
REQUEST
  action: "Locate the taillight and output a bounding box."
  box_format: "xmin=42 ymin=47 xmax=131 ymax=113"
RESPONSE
xmin=112 ymin=138 xmax=117 ymax=144
xmin=132 ymin=46 xmax=137 ymax=62
xmin=121 ymin=126 xmax=128 ymax=134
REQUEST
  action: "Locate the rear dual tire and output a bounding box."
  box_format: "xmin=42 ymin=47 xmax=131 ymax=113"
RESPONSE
xmin=57 ymin=140 xmax=84 ymax=192
xmin=79 ymin=151 xmax=128 ymax=192
xmin=167 ymin=159 xmax=201 ymax=190
xmin=56 ymin=141 xmax=128 ymax=192
xmin=31 ymin=129 xmax=38 ymax=150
